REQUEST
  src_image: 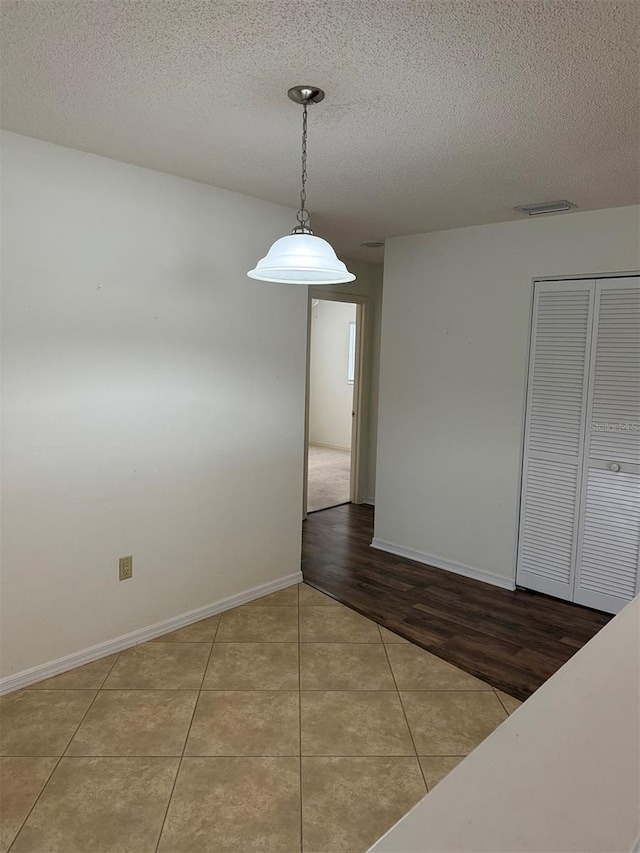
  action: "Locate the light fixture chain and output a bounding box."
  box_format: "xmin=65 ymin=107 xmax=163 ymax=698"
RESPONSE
xmin=297 ymin=102 xmax=310 ymax=229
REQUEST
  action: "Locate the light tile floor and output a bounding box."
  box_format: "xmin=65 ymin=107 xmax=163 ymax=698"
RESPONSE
xmin=0 ymin=584 xmax=522 ymax=853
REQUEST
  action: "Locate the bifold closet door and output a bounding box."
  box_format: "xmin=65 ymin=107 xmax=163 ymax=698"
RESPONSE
xmin=516 ymin=281 xmax=594 ymax=600
xmin=573 ymin=278 xmax=640 ymax=614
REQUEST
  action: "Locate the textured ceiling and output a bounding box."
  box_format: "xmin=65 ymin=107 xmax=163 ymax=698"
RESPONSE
xmin=1 ymin=1 xmax=639 ymax=263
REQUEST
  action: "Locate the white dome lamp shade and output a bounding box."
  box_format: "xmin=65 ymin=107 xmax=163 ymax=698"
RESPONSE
xmin=248 ymin=230 xmax=354 ymax=285
xmin=248 ymin=86 xmax=355 ymax=286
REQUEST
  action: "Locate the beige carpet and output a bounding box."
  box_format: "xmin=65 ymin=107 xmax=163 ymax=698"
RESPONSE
xmin=307 ymin=444 xmax=351 ymax=512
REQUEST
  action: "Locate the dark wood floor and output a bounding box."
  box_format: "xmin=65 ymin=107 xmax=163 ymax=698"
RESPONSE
xmin=302 ymin=503 xmax=611 ymax=700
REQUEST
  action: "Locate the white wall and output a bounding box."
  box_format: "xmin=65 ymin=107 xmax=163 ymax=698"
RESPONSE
xmin=0 ymin=131 xmax=308 ymax=677
xmin=309 ymin=299 xmax=357 ymax=450
xmin=314 ymin=261 xmax=383 ymax=502
xmin=376 ymin=205 xmax=640 ymax=584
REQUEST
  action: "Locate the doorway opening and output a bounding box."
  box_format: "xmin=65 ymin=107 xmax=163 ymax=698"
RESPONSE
xmin=304 ymin=291 xmax=367 ymax=515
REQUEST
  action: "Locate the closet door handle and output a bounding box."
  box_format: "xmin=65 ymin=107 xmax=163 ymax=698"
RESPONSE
xmin=609 ymin=462 xmax=621 ymax=472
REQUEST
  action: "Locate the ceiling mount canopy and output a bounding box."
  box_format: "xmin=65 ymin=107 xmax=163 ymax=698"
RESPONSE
xmin=247 ymin=86 xmax=355 ymax=286
xmin=286 ymin=85 xmax=325 ymax=106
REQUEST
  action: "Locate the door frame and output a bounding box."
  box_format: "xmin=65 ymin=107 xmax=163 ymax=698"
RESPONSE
xmin=303 ymin=289 xmax=370 ymax=518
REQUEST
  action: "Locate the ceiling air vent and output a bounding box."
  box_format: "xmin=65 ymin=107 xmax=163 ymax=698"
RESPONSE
xmin=514 ymin=200 xmax=577 ymax=216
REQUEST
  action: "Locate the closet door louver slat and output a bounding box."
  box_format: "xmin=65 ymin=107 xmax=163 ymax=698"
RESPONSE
xmin=516 ymin=283 xmax=594 ymax=600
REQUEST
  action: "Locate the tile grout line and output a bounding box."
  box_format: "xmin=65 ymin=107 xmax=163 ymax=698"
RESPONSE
xmin=6 ymin=652 xmax=123 ymax=852
xmin=12 ymin=752 xmax=469 ymax=759
xmin=377 ymin=623 xmax=429 ymax=793
xmin=152 ymin=625 xmax=218 ymax=853
xmin=491 ymin=684 xmax=511 ymax=717
xmin=6 ymin=764 xmax=55 ymax=853
xmin=22 ymin=686 xmax=495 ymax=693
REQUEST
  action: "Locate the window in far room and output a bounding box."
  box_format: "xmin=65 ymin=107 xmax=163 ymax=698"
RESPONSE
xmin=348 ymin=320 xmax=356 ymax=384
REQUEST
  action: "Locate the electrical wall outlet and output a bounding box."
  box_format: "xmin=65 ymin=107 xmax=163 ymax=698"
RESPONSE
xmin=119 ymin=555 xmax=133 ymax=581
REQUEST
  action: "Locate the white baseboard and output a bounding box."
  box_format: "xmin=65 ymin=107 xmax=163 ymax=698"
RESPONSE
xmin=363 ymin=497 xmax=375 ymax=506
xmin=370 ymin=538 xmax=515 ymax=591
xmin=0 ymin=571 xmax=303 ymax=696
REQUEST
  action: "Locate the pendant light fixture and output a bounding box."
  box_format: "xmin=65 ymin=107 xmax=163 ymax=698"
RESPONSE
xmin=248 ymin=86 xmax=355 ymax=285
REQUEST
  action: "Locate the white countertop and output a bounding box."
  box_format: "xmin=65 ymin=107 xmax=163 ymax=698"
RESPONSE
xmin=370 ymin=596 xmax=640 ymax=853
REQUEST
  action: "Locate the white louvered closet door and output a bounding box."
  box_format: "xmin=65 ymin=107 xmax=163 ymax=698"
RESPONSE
xmin=516 ymin=281 xmax=595 ymax=600
xmin=573 ymin=278 xmax=640 ymax=614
